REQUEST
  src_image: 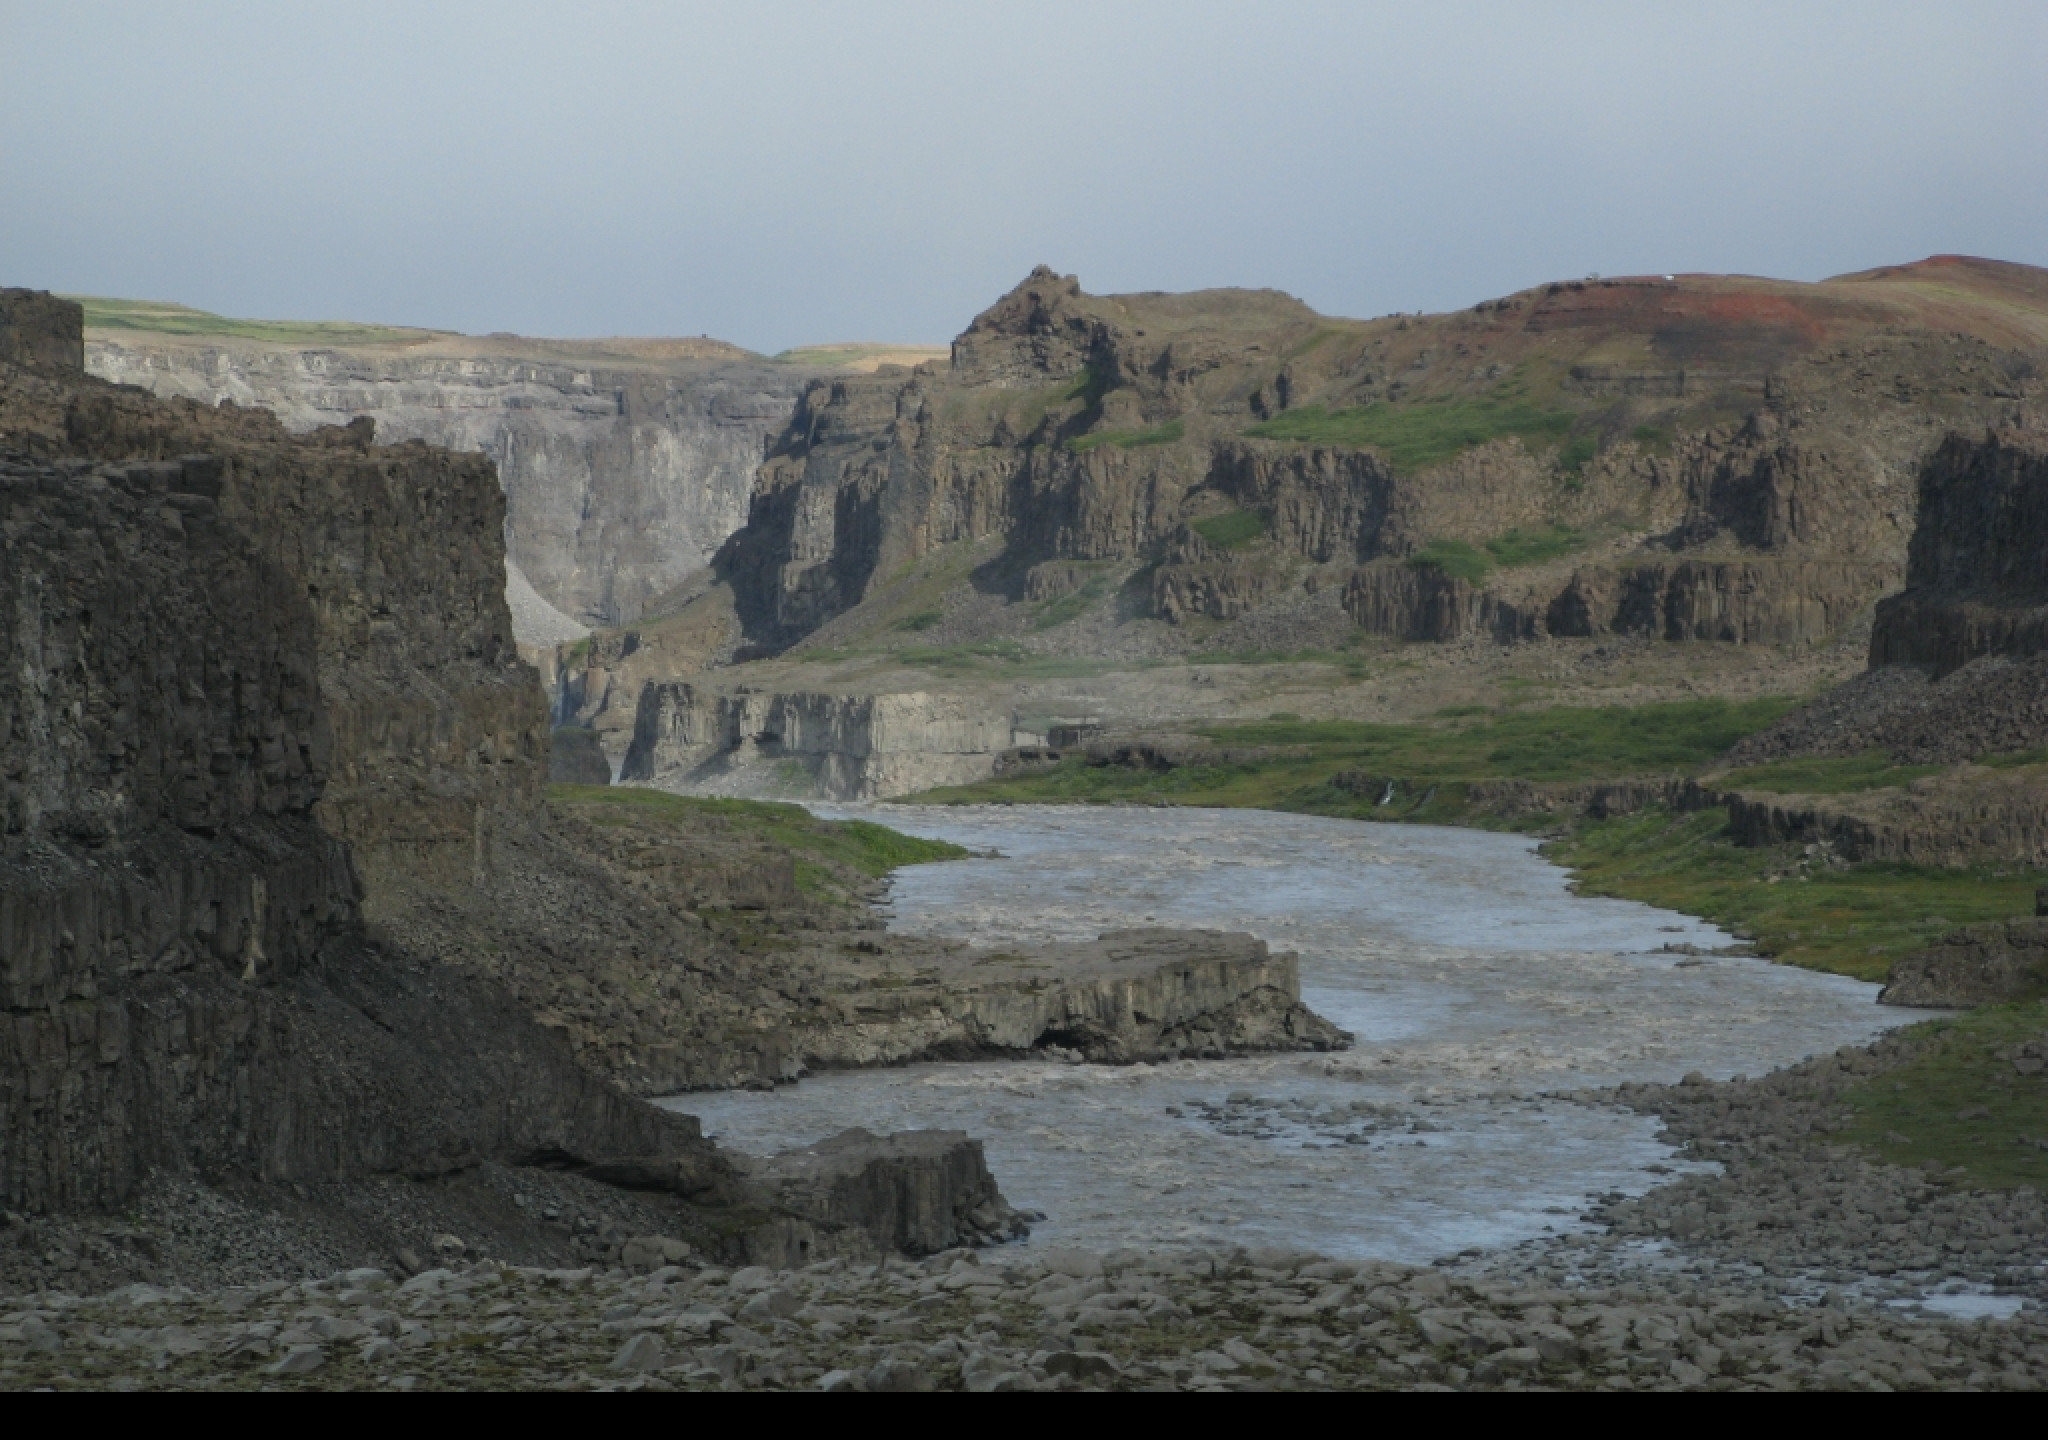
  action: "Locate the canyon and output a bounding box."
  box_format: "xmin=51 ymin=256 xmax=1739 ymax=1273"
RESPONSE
xmin=3 ymin=291 xmax=1341 ymax=1288
xmin=8 ymin=256 xmax=2048 ymax=1390
xmin=544 ymin=256 xmax=2048 ymax=795
xmin=82 ymin=302 xmax=943 ymax=647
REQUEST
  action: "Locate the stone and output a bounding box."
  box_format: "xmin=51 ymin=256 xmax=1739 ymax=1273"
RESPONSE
xmin=267 ymin=1345 xmax=326 ymax=1376
xmin=817 ymin=1368 xmax=860 ymax=1392
xmin=611 ymin=1333 xmax=665 ymax=1373
xmin=865 ymin=1359 xmax=934 ymax=1393
xmin=1042 ymin=1350 xmax=1122 ymax=1381
xmin=738 ymin=1288 xmax=803 ymax=1323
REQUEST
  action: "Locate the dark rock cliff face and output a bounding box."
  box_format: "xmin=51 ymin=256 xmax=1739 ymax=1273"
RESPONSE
xmin=0 ymin=293 xmax=1011 ymax=1260
xmin=0 ymin=291 xmax=695 ymax=1215
xmin=1734 ymin=430 xmax=2048 ymax=768
xmin=1870 ymin=430 xmax=2048 ymax=675
xmin=1714 ymin=428 xmax=2048 ymax=880
xmin=711 ymin=261 xmax=2047 ymax=657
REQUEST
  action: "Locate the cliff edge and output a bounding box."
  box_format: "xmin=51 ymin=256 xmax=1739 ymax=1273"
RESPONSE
xmin=0 ymin=291 xmax=1016 ymax=1276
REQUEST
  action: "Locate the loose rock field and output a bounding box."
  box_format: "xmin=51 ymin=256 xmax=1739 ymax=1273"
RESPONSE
xmin=4 ymin=1243 xmax=2043 ymax=1392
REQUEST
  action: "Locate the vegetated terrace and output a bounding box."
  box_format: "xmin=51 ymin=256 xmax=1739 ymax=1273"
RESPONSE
xmin=912 ymin=700 xmax=2048 ymax=987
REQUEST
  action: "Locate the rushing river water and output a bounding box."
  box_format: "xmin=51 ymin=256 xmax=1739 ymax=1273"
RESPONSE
xmin=661 ymin=805 xmax=1939 ymax=1264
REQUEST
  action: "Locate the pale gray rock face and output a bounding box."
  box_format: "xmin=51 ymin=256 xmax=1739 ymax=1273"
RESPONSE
xmin=87 ymin=338 xmax=814 ymax=636
xmin=621 ymin=682 xmax=1014 ymax=799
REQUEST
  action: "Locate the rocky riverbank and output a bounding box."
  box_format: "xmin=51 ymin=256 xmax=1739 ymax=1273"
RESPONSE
xmin=4 ymin=1224 xmax=2042 ymax=1392
xmin=3 ymin=1021 xmax=2041 ymax=1392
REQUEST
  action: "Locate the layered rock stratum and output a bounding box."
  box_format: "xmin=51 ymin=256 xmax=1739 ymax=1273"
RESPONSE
xmin=0 ymin=291 xmax=1055 ymax=1270
xmin=716 ymin=257 xmax=2045 ymax=654
xmin=543 ymin=257 xmax=2047 ymax=794
xmin=79 ymin=305 xmax=946 ymax=642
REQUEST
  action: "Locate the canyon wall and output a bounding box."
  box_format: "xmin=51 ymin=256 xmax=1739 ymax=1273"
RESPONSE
xmin=620 ymin=683 xmax=1010 ymax=799
xmin=2 ymin=294 xmax=1030 ymax=1261
xmin=1713 ymin=427 xmax=2048 ymax=876
xmin=1733 ymin=429 xmax=2048 ymax=769
xmin=707 ymin=260 xmax=2045 ymax=659
xmin=0 ymin=293 xmax=709 ymax=1213
xmin=87 ymin=334 xmax=814 ymax=639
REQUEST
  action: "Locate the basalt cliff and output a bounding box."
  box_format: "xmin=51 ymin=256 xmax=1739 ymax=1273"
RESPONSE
xmin=1721 ymin=428 xmax=2048 ymax=878
xmin=0 ymin=292 xmax=1039 ymax=1277
xmin=722 ymin=257 xmax=2046 ymax=652
xmin=3 ymin=290 xmax=1348 ymax=1287
xmin=572 ymin=257 xmax=2048 ymax=797
xmin=85 ymin=313 xmax=832 ymax=643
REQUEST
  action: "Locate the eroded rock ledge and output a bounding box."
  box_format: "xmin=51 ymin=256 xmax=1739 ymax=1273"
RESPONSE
xmin=800 ymin=929 xmax=1350 ymax=1071
xmin=621 ymin=683 xmax=1009 ymax=800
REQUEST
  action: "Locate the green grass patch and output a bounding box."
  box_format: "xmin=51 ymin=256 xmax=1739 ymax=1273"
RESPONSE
xmin=547 ymin=784 xmax=967 ymax=880
xmin=917 ymin=698 xmax=1799 ymax=813
xmin=895 ymin=609 xmax=944 ymax=632
xmin=1032 ymin=576 xmax=1112 ymax=631
xmin=1068 ymin=419 xmax=1186 ymax=453
xmin=1717 ymin=750 xmax=1948 ymax=795
xmin=73 ymin=295 xmax=428 ymax=347
xmin=1558 ymin=434 xmax=1599 ymax=475
xmin=1245 ymin=394 xmax=1578 ymax=473
xmin=1059 ymin=365 xmax=1107 ymax=406
xmin=1485 ymin=525 xmax=1585 ymax=569
xmin=1217 ymin=699 xmax=1799 ymax=782
xmin=1409 ymin=526 xmax=1587 ymax=586
xmin=1551 ymin=807 xmax=2048 ymax=982
xmin=1190 ymin=509 xmax=1270 ymax=550
xmin=1833 ymin=1002 xmax=2048 ymax=1189
xmin=1631 ymin=424 xmax=1674 ymax=453
xmin=1409 ymin=539 xmax=1492 ymax=585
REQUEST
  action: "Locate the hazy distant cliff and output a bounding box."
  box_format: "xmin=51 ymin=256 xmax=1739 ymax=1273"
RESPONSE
xmin=87 ymin=326 xmax=816 ymax=642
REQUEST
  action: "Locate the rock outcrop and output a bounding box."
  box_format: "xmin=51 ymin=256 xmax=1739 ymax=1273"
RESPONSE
xmin=548 ymin=726 xmax=613 ymax=785
xmin=86 ymin=329 xmax=816 ymax=638
xmin=1734 ymin=430 xmax=2048 ymax=768
xmin=702 ymin=258 xmax=2047 ymax=662
xmin=0 ymin=292 xmax=1015 ymax=1263
xmin=482 ymin=791 xmax=1348 ymax=1095
xmin=797 ymin=930 xmax=1349 ymax=1070
xmin=621 ymin=683 xmax=1010 ymax=800
xmin=1869 ymin=429 xmax=2048 ymax=676
xmin=1711 ymin=428 xmax=2048 ymax=870
xmin=1880 ymin=918 xmax=2048 ymax=1008
xmin=737 ymin=1130 xmax=1030 ymax=1264
xmin=0 ymin=290 xmax=82 ymax=372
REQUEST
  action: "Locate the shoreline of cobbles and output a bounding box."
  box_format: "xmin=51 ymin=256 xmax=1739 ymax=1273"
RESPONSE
xmin=3 ymin=1238 xmax=2043 ymax=1392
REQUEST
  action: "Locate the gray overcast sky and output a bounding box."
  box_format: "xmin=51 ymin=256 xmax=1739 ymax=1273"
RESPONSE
xmin=3 ymin=1 xmax=2043 ymax=352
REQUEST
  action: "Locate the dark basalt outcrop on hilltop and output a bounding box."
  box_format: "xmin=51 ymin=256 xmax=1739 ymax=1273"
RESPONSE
xmin=707 ymin=258 xmax=2048 ymax=659
xmin=0 ymin=291 xmax=1010 ymax=1265
xmin=1732 ymin=430 xmax=2048 ymax=770
xmin=1714 ymin=429 xmax=2048 ymax=916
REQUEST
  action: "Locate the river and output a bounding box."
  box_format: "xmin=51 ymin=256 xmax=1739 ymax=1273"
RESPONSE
xmin=660 ymin=805 xmax=1936 ymax=1264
